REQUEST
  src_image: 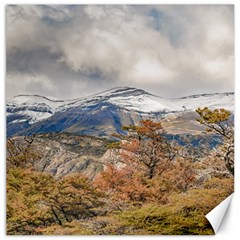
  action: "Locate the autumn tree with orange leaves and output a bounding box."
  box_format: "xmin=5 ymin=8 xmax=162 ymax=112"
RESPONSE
xmin=95 ymin=119 xmax=198 ymax=209
xmin=120 ymin=119 xmax=176 ymax=179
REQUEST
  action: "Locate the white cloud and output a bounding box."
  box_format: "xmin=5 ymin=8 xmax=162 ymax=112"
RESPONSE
xmin=6 ymin=5 xmax=234 ymax=99
xmin=7 ymin=72 xmax=58 ymax=98
xmin=124 ymin=56 xmax=177 ymax=84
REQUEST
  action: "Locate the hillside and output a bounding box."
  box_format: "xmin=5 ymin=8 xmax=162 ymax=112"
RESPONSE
xmin=8 ymin=133 xmax=112 ymax=179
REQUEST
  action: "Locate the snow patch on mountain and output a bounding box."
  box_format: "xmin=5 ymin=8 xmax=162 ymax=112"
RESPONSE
xmin=10 ymin=94 xmax=66 ymax=109
xmin=108 ymin=94 xmax=178 ymax=112
xmin=7 ymin=88 xmax=234 ymax=127
xmin=171 ymin=92 xmax=234 ymax=112
xmin=7 ymin=95 xmax=66 ymax=124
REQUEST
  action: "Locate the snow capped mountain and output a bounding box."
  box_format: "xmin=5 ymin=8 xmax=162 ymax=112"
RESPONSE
xmin=171 ymin=92 xmax=234 ymax=112
xmin=7 ymin=95 xmax=67 ymax=124
xmin=59 ymin=87 xmax=233 ymax=112
xmin=7 ymin=87 xmax=234 ymax=137
xmin=48 ymin=87 xmax=179 ymax=113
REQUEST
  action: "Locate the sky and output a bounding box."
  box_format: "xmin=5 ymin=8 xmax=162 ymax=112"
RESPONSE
xmin=6 ymin=5 xmax=234 ymax=99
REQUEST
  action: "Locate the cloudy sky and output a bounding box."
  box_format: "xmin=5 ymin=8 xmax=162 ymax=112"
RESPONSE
xmin=6 ymin=5 xmax=234 ymax=99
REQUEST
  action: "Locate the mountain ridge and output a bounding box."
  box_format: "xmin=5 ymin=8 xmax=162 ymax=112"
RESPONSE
xmin=7 ymin=87 xmax=234 ymax=138
xmin=9 ymin=87 xmax=234 ymax=102
xmin=89 ymin=87 xmax=234 ymax=101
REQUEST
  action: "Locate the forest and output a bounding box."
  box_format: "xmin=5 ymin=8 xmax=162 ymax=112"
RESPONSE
xmin=6 ymin=107 xmax=234 ymax=235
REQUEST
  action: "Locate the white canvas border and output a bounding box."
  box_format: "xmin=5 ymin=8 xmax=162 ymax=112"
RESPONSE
xmin=1 ymin=1 xmax=239 ymax=239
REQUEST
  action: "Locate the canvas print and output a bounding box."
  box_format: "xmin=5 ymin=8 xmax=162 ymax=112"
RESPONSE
xmin=6 ymin=5 xmax=234 ymax=235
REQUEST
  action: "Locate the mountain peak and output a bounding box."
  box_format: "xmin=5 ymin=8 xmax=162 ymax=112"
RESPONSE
xmin=93 ymin=86 xmax=149 ymax=98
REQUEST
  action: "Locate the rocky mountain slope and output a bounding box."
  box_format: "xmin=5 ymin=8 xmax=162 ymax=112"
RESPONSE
xmin=7 ymin=87 xmax=234 ymax=137
xmin=10 ymin=133 xmax=113 ymax=179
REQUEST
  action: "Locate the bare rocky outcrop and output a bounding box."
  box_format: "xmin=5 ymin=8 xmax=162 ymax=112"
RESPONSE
xmin=12 ymin=133 xmax=112 ymax=179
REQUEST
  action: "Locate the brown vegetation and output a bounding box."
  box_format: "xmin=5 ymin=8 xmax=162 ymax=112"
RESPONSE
xmin=6 ymin=108 xmax=234 ymax=235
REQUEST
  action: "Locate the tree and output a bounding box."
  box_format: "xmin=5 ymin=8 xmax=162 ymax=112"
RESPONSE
xmin=45 ymin=173 xmax=105 ymax=224
xmin=7 ymin=168 xmax=105 ymax=234
xmin=7 ymin=168 xmax=56 ymax=234
xmin=95 ymin=162 xmax=151 ymax=209
xmin=120 ymin=119 xmax=175 ymax=179
xmin=196 ymin=108 xmax=234 ymax=175
xmin=95 ymin=119 xmax=198 ymax=209
xmin=7 ymin=135 xmax=42 ymax=171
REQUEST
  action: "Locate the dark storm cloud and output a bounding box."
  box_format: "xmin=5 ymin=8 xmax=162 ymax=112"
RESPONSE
xmin=6 ymin=5 xmax=234 ymax=99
